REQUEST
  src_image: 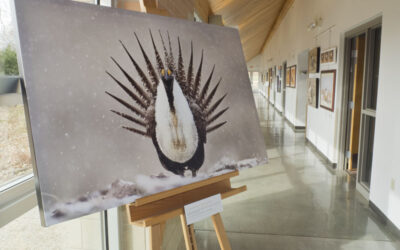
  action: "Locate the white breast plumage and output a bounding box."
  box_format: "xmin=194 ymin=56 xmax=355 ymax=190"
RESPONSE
xmin=155 ymin=79 xmax=199 ymax=163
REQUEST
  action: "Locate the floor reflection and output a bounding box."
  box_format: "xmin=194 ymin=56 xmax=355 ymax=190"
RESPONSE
xmin=193 ymin=93 xmax=400 ymax=250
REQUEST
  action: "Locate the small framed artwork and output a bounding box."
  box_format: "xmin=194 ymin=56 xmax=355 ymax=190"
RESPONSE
xmin=290 ymin=65 xmax=296 ymax=88
xmin=285 ymin=68 xmax=291 ymax=87
xmin=320 ymin=47 xmax=337 ymax=66
xmin=269 ymin=68 xmax=272 ymax=82
xmin=307 ymin=78 xmax=319 ymax=108
xmin=308 ymin=47 xmax=320 ymax=74
xmin=320 ymin=70 xmax=336 ymax=111
xmin=277 ymin=77 xmax=282 ymax=93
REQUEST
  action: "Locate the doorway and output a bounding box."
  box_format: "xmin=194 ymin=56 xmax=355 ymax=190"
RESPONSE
xmin=341 ymin=19 xmax=381 ymax=195
xmin=344 ymin=34 xmax=366 ymax=172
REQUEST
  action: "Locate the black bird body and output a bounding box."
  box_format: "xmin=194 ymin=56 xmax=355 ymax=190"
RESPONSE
xmin=106 ymin=31 xmax=228 ymax=177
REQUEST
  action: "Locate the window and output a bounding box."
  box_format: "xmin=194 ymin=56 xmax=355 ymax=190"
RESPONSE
xmin=0 ymin=206 xmax=103 ymax=250
xmin=1 ymin=0 xmax=112 ymax=233
xmin=0 ymin=0 xmax=32 ymax=188
xmin=1 ymin=1 xmax=115 ymax=249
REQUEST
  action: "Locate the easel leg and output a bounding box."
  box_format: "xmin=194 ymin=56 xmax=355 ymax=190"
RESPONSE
xmin=150 ymin=223 xmax=163 ymax=250
xmin=211 ymin=213 xmax=231 ymax=250
xmin=180 ymin=214 xmax=198 ymax=250
xmin=189 ymin=224 xmax=198 ymax=249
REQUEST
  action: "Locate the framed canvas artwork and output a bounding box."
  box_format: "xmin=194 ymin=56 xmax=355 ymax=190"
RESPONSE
xmin=320 ymin=70 xmax=336 ymax=111
xmin=320 ymin=47 xmax=337 ymax=66
xmin=268 ymin=68 xmax=272 ymax=83
xmin=307 ymin=78 xmax=319 ymax=108
xmin=308 ymin=47 xmax=320 ymax=74
xmin=290 ymin=65 xmax=296 ymax=88
xmin=13 ymin=0 xmax=268 ymax=226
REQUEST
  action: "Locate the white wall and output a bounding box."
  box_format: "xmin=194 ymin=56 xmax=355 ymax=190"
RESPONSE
xmin=275 ymin=76 xmax=283 ymax=112
xmin=285 ymin=87 xmax=296 ymax=125
xmin=295 ymin=50 xmax=309 ymax=127
xmin=370 ymin=0 xmax=400 ymax=230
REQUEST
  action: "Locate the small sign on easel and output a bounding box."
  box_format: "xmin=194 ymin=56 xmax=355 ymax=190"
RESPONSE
xmin=184 ymin=194 xmax=223 ymax=225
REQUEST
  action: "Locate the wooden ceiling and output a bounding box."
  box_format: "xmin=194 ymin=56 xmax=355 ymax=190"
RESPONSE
xmin=208 ymin=0 xmax=290 ymax=61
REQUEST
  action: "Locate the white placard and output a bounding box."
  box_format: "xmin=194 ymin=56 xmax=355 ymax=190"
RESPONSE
xmin=309 ymin=73 xmax=320 ymax=79
xmin=184 ymin=194 xmax=223 ymax=225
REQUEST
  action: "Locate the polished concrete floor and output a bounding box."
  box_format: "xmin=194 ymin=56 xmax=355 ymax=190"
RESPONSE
xmin=193 ymin=92 xmax=400 ymax=250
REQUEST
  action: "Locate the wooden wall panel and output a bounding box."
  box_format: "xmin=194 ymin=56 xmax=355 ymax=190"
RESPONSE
xmin=209 ymin=0 xmax=287 ymax=61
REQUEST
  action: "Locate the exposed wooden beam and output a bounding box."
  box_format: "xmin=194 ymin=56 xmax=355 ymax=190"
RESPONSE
xmin=259 ymin=0 xmax=295 ymax=54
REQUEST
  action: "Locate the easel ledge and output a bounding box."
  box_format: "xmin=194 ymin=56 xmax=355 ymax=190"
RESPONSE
xmin=126 ymin=170 xmax=246 ymax=250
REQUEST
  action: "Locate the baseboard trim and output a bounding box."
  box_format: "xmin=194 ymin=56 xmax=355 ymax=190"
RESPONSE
xmin=369 ymin=201 xmax=400 ymax=239
xmin=305 ymin=138 xmax=337 ymax=169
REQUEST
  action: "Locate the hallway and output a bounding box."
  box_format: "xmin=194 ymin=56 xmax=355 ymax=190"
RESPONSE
xmin=193 ymin=93 xmax=400 ymax=250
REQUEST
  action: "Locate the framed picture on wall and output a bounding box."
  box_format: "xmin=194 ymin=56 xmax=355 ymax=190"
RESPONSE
xmin=290 ymin=65 xmax=296 ymax=88
xmin=277 ymin=77 xmax=282 ymax=93
xmin=321 ymin=47 xmax=337 ymax=66
xmin=285 ymin=68 xmax=291 ymax=87
xmin=308 ymin=47 xmax=320 ymax=74
xmin=307 ymin=78 xmax=319 ymax=108
xmin=320 ymin=70 xmax=336 ymax=111
xmin=268 ymin=68 xmax=273 ymax=83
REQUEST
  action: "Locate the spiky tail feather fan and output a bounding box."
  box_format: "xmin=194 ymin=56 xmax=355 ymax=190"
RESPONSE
xmin=106 ymin=30 xmax=228 ymax=138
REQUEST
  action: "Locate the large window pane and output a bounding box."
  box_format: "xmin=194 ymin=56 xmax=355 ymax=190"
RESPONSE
xmin=0 ymin=100 xmax=31 ymax=186
xmin=359 ymin=115 xmax=375 ymax=188
xmin=365 ymin=27 xmax=381 ymax=110
xmin=0 ymin=1 xmax=32 ymax=187
xmin=0 ymin=206 xmax=102 ymax=250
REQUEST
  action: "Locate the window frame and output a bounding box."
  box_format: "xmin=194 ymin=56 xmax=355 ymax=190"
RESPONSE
xmin=0 ymin=174 xmax=36 ymax=227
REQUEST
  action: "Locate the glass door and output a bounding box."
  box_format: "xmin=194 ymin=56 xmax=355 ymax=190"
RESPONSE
xmin=357 ymin=26 xmax=381 ymax=190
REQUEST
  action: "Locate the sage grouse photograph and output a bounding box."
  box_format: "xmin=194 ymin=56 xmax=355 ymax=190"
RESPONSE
xmin=14 ymin=0 xmax=268 ymax=226
xmin=106 ymin=31 xmax=229 ymax=177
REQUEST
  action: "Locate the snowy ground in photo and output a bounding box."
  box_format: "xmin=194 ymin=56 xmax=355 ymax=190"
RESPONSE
xmin=45 ymin=157 xmax=267 ymax=225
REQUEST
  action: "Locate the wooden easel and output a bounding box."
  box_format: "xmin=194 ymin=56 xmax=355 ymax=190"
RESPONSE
xmin=126 ymin=170 xmax=246 ymax=250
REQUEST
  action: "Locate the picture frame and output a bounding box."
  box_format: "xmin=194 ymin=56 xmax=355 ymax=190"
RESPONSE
xmin=268 ymin=68 xmax=273 ymax=83
xmin=319 ymin=70 xmax=336 ymax=111
xmin=290 ymin=65 xmax=296 ymax=88
xmin=308 ymin=47 xmax=320 ymax=74
xmin=320 ymin=47 xmax=337 ymax=66
xmin=307 ymin=78 xmax=319 ymax=108
xmin=285 ymin=67 xmax=291 ymax=87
